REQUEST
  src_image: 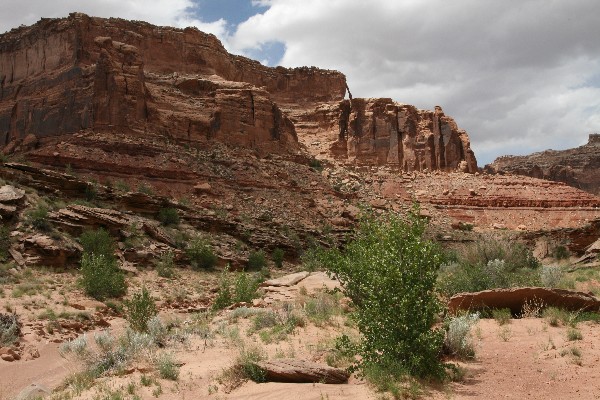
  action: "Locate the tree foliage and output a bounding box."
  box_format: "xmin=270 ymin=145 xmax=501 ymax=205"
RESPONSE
xmin=322 ymin=210 xmax=446 ymax=379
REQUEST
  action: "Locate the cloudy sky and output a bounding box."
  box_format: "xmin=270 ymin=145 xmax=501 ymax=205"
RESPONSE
xmin=2 ymin=0 xmax=599 ymax=165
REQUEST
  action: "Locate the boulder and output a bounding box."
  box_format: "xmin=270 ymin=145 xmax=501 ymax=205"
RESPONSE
xmin=261 ymin=271 xmax=310 ymax=288
xmin=0 ymin=185 xmax=25 ymax=204
xmin=448 ymin=287 xmax=600 ymax=314
xmin=253 ymin=359 xmax=350 ymax=384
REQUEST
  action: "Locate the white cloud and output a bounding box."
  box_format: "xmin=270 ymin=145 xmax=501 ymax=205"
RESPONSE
xmin=0 ymin=0 xmax=228 ymax=42
xmin=232 ymin=0 xmax=600 ymax=164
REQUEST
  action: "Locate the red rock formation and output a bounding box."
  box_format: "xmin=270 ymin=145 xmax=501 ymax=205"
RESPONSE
xmin=0 ymin=13 xmax=478 ymax=174
xmin=486 ymin=134 xmax=600 ymax=195
xmin=0 ymin=13 xmax=345 ymax=154
xmin=334 ymin=100 xmax=477 ymax=172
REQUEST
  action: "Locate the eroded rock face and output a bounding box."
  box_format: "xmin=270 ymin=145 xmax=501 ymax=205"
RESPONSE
xmin=486 ymin=134 xmax=600 ymax=195
xmin=332 ymin=100 xmax=477 ymax=172
xmin=0 ymin=13 xmax=345 ymax=154
xmin=0 ymin=13 xmax=478 ymax=174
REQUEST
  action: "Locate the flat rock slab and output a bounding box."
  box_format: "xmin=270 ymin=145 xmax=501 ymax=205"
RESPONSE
xmin=0 ymin=185 xmax=25 ymax=203
xmin=254 ymin=359 xmax=350 ymax=384
xmin=261 ymin=271 xmax=310 ymax=287
xmin=449 ymin=287 xmax=600 ymax=314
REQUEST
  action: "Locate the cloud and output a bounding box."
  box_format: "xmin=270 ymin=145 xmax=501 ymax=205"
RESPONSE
xmin=0 ymin=0 xmax=228 ymax=41
xmin=232 ymin=0 xmax=600 ymax=164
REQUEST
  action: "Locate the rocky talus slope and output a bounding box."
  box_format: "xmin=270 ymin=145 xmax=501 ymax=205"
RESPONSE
xmin=486 ymin=134 xmax=600 ymax=195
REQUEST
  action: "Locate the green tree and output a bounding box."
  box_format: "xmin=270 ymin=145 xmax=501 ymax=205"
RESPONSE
xmin=322 ymin=210 xmax=446 ymax=379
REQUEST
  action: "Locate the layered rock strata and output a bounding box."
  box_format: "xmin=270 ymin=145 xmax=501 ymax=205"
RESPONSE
xmin=486 ymin=134 xmax=600 ymax=195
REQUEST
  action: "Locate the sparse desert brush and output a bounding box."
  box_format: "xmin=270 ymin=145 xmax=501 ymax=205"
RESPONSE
xmin=26 ymin=203 xmax=51 ymax=231
xmin=492 ymin=308 xmax=512 ymax=325
xmin=156 ymin=352 xmax=180 ymax=380
xmin=0 ymin=225 xmax=10 ymax=262
xmin=566 ymin=327 xmax=583 ymax=341
xmin=79 ymin=253 xmax=126 ymax=300
xmin=303 ymin=291 xmax=341 ymax=326
xmin=540 ymin=265 xmax=564 ymax=288
xmin=0 ymin=312 xmax=21 ymax=346
xmin=125 ymin=287 xmax=157 ymax=332
xmin=157 ymin=207 xmax=180 ymax=226
xmin=211 ymin=268 xmax=263 ymax=310
xmin=186 ymin=236 xmax=217 ymax=270
xmin=156 ymin=250 xmax=176 ymax=278
xmin=444 ymin=313 xmax=480 ymax=359
xmin=219 ymin=341 xmax=266 ymax=391
xmin=437 ymin=236 xmax=542 ymax=297
xmin=272 ymin=247 xmax=285 ymax=268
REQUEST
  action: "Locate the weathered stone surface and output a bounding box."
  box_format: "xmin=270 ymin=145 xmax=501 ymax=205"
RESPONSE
xmin=261 ymin=271 xmax=310 ymax=287
xmin=0 ymin=185 xmax=25 ymax=203
xmin=331 ymin=101 xmax=477 ymax=172
xmin=21 ymin=234 xmax=82 ymax=267
xmin=253 ymin=359 xmax=350 ymax=384
xmin=448 ymin=287 xmax=600 ymax=314
xmin=0 ymin=13 xmax=344 ymax=155
xmin=486 ymin=134 xmax=600 ymax=195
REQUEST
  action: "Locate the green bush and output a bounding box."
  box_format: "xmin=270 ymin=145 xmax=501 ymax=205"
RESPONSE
xmin=492 ymin=308 xmax=512 ymax=325
xmin=212 ymin=268 xmax=263 ymax=311
xmin=272 ymin=248 xmax=285 ymax=268
xmin=0 ymin=225 xmax=10 ymax=262
xmin=157 ymin=207 xmax=179 ymax=226
xmin=156 ymin=251 xmax=176 ymax=278
xmin=437 ymin=237 xmax=541 ymax=298
xmin=186 ymin=237 xmax=217 ymax=270
xmin=80 ymin=254 xmax=126 ymax=301
xmin=553 ymin=245 xmax=570 ymax=260
xmin=125 ymin=287 xmax=157 ymax=332
xmin=27 ymin=204 xmax=51 ymax=231
xmin=247 ymin=250 xmax=266 ymax=270
xmin=156 ymin=353 xmax=179 ymax=380
xmin=79 ymin=228 xmax=114 ymax=257
xmin=322 ymin=210 xmax=446 ymax=379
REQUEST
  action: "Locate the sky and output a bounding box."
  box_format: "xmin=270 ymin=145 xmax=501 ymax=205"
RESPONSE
xmin=2 ymin=0 xmax=599 ymax=165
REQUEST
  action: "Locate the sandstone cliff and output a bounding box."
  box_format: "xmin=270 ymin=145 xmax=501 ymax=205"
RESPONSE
xmin=486 ymin=134 xmax=600 ymax=195
xmin=0 ymin=13 xmax=477 ymax=173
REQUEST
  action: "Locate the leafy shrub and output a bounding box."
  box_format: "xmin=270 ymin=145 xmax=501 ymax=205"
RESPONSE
xmin=0 ymin=313 xmax=21 ymax=346
xmin=79 ymin=228 xmax=114 ymax=257
xmin=272 ymin=248 xmax=285 ymax=268
xmin=156 ymin=353 xmax=179 ymax=380
xmin=322 ymin=210 xmax=447 ymax=379
xmin=212 ymin=268 xmax=263 ymax=310
xmin=247 ymin=250 xmax=266 ymax=270
xmin=308 ymin=157 xmax=323 ymax=172
xmin=156 ymin=251 xmax=176 ymax=278
xmin=444 ymin=313 xmax=479 ymax=359
xmin=157 ymin=207 xmax=180 ymax=226
xmin=80 ymin=254 xmax=126 ymax=301
xmin=553 ymin=245 xmax=570 ymax=260
xmin=125 ymin=287 xmax=157 ymax=332
xmin=186 ymin=237 xmax=217 ymax=270
xmin=27 ymin=204 xmax=51 ymax=231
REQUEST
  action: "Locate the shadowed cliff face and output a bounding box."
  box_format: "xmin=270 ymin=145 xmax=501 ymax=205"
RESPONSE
xmin=486 ymin=134 xmax=600 ymax=195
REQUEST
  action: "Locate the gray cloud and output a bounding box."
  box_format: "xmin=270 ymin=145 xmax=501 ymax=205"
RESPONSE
xmin=2 ymin=0 xmax=599 ymax=165
xmin=233 ymin=0 xmax=600 ymax=164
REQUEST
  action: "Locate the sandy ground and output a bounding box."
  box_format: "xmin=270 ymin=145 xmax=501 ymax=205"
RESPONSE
xmin=3 ymin=270 xmax=600 ymax=400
